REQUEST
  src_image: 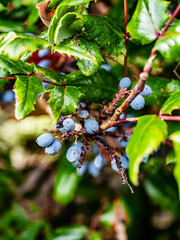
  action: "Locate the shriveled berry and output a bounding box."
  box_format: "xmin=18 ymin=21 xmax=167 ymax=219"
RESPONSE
xmin=36 ymin=133 xmax=54 ymax=147
xmin=45 ymin=139 xmax=62 ymax=155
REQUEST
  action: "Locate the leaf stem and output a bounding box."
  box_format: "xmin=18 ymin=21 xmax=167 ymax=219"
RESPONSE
xmin=42 ymin=79 xmax=66 ymax=88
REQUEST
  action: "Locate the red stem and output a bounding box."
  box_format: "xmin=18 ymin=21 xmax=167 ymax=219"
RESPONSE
xmin=42 ymin=79 xmax=66 ymax=88
xmin=0 ymin=76 xmax=17 ymax=79
xmin=124 ymin=0 xmax=128 ymax=77
xmin=161 ymin=3 xmax=180 ymax=36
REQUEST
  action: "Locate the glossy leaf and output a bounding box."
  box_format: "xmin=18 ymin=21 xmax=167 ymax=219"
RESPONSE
xmin=49 ymin=225 xmax=87 ymax=240
xmin=127 ymin=0 xmax=169 ymax=45
xmin=76 ymin=37 xmax=103 ymax=75
xmin=155 ymin=21 xmax=180 ymax=62
xmin=170 ymin=131 xmax=180 ymax=200
xmin=65 ymin=69 xmax=119 ymax=102
xmin=34 ymin=64 xmax=65 ymax=84
xmin=127 ymin=115 xmax=168 ymax=185
xmin=0 ymin=54 xmax=34 ymax=74
xmin=14 ymin=75 xmax=43 ymax=120
xmin=48 ymin=5 xmax=75 ymax=45
xmin=160 ymin=90 xmax=180 ymax=114
xmin=59 ymin=0 xmax=95 ymax=6
xmin=49 ymin=86 xmax=83 ymax=121
xmin=4 ymin=38 xmax=50 ymax=60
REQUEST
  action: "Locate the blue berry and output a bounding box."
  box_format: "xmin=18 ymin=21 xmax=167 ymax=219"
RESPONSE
xmin=42 ymin=81 xmax=50 ymax=90
xmin=94 ymin=154 xmax=105 ymax=169
xmin=63 ymin=118 xmax=76 ymax=131
xmin=140 ymin=85 xmax=153 ymax=97
xmin=38 ymin=48 xmax=50 ymax=58
xmin=84 ymin=118 xmax=99 ymax=134
xmin=45 ymin=139 xmax=62 ymax=155
xmin=116 ymin=139 xmax=129 ymax=148
xmin=38 ymin=59 xmax=51 ymax=68
xmin=142 ymin=156 xmax=148 ymax=163
xmin=119 ymin=77 xmax=131 ymax=89
xmin=77 ymin=162 xmax=88 ymax=176
xmin=36 ymin=133 xmax=54 ymax=147
xmin=100 ymin=64 xmax=111 ymax=71
xmin=130 ymin=95 xmax=145 ymax=110
xmin=104 ymin=127 xmax=117 ymax=132
xmin=66 ymin=146 xmax=81 ymax=162
xmin=111 ymin=159 xmax=119 ymax=172
xmin=91 ymin=145 xmax=99 ymax=155
xmin=80 ymin=102 xmax=86 ymax=108
xmin=2 ymin=90 xmax=15 ymax=104
xmin=119 ymin=156 xmax=129 ymax=169
xmin=79 ymin=110 xmax=89 ymax=119
xmin=88 ymin=162 xmax=100 ymax=177
xmin=59 ymin=127 xmax=67 ymax=133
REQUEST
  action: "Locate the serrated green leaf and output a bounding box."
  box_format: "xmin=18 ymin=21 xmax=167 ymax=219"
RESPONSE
xmin=127 ymin=0 xmax=169 ymax=45
xmin=160 ymin=90 xmax=180 ymax=114
xmin=54 ymin=37 xmax=103 ymax=75
xmin=76 ymin=37 xmax=103 ymax=76
xmin=14 ymin=75 xmax=43 ymax=119
xmin=59 ymin=0 xmax=95 ymax=6
xmin=49 ymin=225 xmax=87 ymax=240
xmin=0 ymin=54 xmax=34 ymax=74
xmin=170 ymin=131 xmax=180 ymax=200
xmin=4 ymin=38 xmax=50 ymax=60
xmin=65 ymin=69 xmax=119 ymax=102
xmin=48 ymin=5 xmax=75 ymax=45
xmin=34 ymin=64 xmax=65 ymax=84
xmin=52 ymin=10 xmax=125 ymax=55
xmin=155 ymin=21 xmax=180 ymax=62
xmin=0 ymin=31 xmax=17 ymax=53
xmin=127 ymin=115 xmax=168 ymax=185
xmin=49 ymin=86 xmax=83 ymax=121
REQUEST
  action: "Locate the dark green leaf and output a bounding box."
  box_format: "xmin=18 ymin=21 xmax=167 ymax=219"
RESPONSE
xmin=76 ymin=37 xmax=103 ymax=76
xmin=127 ymin=0 xmax=169 ymax=45
xmin=49 ymin=86 xmax=83 ymax=121
xmin=160 ymin=90 xmax=180 ymax=114
xmin=0 ymin=19 xmax=24 ymax=32
xmin=34 ymin=64 xmax=65 ymax=84
xmin=19 ymin=222 xmax=43 ymax=240
xmin=48 ymin=5 xmax=75 ymax=45
xmin=49 ymin=225 xmax=87 ymax=240
xmin=170 ymin=131 xmax=180 ymax=200
xmin=14 ymin=75 xmax=43 ymax=119
xmin=59 ymin=0 xmax=95 ymax=6
xmin=65 ymin=69 xmax=119 ymax=103
xmin=155 ymin=21 xmax=180 ymax=62
xmin=127 ymin=115 xmax=168 ymax=185
xmin=0 ymin=54 xmax=34 ymax=74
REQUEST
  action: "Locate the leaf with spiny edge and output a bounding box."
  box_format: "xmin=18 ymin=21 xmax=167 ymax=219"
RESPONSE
xmin=127 ymin=115 xmax=168 ymax=185
xmin=14 ymin=75 xmax=43 ymax=120
xmin=49 ymin=86 xmax=83 ymax=122
xmin=160 ymin=90 xmax=180 ymax=114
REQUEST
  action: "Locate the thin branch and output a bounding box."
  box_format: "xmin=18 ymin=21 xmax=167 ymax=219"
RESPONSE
xmin=42 ymin=79 xmax=66 ymax=88
xmin=124 ymin=0 xmax=128 ymax=77
xmin=100 ymin=4 xmax=180 ymax=130
xmin=161 ymin=3 xmax=180 ymax=36
xmin=0 ymin=76 xmax=17 ymax=80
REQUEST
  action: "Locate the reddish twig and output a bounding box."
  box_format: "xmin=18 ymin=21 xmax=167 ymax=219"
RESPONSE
xmin=42 ymin=79 xmax=66 ymax=88
xmin=0 ymin=76 xmax=17 ymax=79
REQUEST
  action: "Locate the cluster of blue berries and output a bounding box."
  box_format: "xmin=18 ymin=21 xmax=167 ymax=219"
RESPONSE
xmin=36 ymin=133 xmax=62 ymax=155
xmin=119 ymin=77 xmax=153 ymax=110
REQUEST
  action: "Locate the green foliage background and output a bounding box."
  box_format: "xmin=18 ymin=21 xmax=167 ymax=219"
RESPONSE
xmin=0 ymin=0 xmax=180 ymax=239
